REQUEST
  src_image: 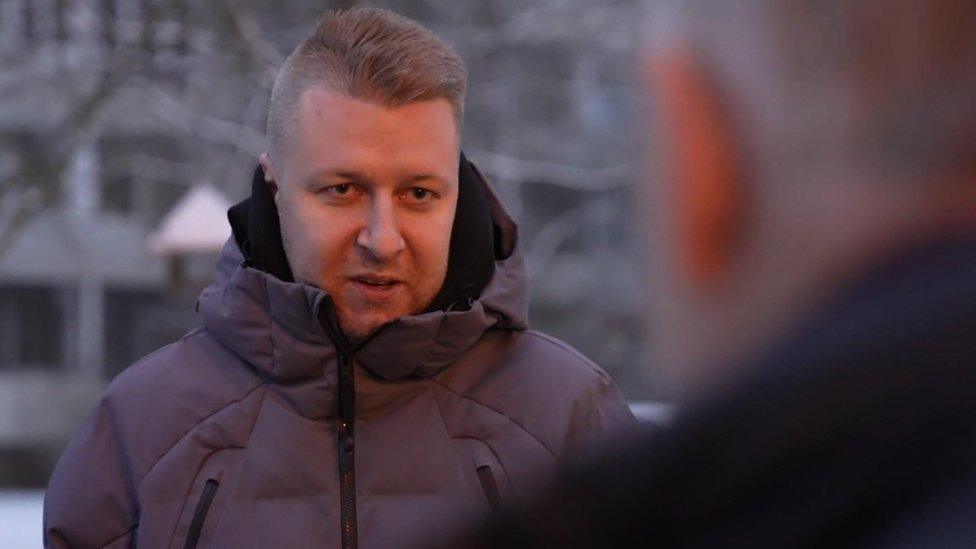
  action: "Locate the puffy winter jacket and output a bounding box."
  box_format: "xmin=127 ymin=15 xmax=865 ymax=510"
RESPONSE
xmin=43 ymin=163 xmax=634 ymax=549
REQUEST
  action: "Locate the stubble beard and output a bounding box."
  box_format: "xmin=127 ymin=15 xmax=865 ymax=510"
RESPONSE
xmin=335 ymin=302 xmax=393 ymax=341
xmin=280 ymin=237 xmax=406 ymax=341
xmin=279 ymin=218 xmax=447 ymax=341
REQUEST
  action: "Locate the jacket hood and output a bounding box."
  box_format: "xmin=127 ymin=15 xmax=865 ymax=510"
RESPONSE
xmin=197 ymin=159 xmax=528 ymax=382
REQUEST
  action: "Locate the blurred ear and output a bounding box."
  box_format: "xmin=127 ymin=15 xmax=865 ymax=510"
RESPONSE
xmin=258 ymin=153 xmax=279 ymax=198
xmin=652 ymin=50 xmax=744 ymax=292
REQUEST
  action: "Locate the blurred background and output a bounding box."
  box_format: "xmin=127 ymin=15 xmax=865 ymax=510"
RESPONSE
xmin=0 ymin=0 xmax=651 ymax=533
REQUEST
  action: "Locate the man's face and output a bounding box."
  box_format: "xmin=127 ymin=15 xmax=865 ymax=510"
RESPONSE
xmin=266 ymin=88 xmax=459 ymax=340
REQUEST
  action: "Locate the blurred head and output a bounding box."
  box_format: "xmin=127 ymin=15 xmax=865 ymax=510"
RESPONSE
xmin=260 ymin=8 xmax=466 ymax=340
xmin=641 ymin=0 xmax=976 ymax=396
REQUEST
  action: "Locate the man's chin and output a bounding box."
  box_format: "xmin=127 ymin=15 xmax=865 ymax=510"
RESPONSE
xmin=337 ymin=309 xmax=402 ymax=341
xmin=332 ymin=293 xmax=432 ymax=340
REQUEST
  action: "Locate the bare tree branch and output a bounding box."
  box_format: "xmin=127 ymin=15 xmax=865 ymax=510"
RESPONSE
xmin=212 ymin=0 xmax=284 ymax=83
xmin=439 ymin=3 xmax=637 ymax=56
xmin=525 ymin=202 xmax=587 ymax=281
xmin=0 ymin=186 xmax=43 ymax=259
xmin=146 ymin=86 xmax=268 ymax=155
xmin=466 ymin=149 xmax=632 ymax=191
xmin=0 ymin=60 xmax=129 ymax=258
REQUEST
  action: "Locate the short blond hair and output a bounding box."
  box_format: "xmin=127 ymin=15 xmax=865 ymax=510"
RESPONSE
xmin=267 ymin=8 xmax=467 ymax=159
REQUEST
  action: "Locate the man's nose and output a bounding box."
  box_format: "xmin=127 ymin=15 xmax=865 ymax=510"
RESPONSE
xmin=356 ymin=198 xmax=405 ymax=262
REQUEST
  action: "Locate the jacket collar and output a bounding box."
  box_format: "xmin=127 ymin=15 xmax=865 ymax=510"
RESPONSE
xmin=197 ymin=167 xmax=527 ymax=382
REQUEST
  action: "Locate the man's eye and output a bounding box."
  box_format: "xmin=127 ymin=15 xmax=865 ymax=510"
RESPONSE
xmin=325 ymin=183 xmax=354 ymax=196
xmin=403 ymin=187 xmax=434 ymax=202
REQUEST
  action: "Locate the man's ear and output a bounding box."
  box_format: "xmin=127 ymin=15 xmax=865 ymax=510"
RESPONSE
xmin=651 ymin=50 xmax=745 ymax=293
xmin=258 ymin=153 xmax=279 ymax=198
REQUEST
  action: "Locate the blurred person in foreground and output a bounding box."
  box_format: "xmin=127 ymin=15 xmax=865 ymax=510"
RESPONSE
xmin=462 ymin=0 xmax=976 ymax=546
xmin=43 ymin=8 xmax=633 ymax=548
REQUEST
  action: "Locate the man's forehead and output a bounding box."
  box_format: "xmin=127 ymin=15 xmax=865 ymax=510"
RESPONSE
xmin=292 ymin=87 xmax=370 ymax=136
xmin=295 ymin=87 xmax=455 ymax=125
xmin=279 ymin=89 xmax=459 ymax=184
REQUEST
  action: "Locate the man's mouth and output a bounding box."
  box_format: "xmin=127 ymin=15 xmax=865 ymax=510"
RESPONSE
xmin=349 ymin=274 xmax=404 ymax=301
xmin=352 ymin=274 xmax=402 ymax=286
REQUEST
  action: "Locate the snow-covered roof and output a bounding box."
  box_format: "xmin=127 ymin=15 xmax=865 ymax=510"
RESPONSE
xmin=148 ymin=184 xmax=233 ymax=255
xmin=0 ymin=209 xmax=165 ymax=285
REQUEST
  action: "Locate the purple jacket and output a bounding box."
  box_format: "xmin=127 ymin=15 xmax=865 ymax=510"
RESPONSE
xmin=43 ymin=172 xmax=634 ymax=548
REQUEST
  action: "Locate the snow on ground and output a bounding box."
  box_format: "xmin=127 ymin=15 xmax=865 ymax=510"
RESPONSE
xmin=0 ymin=490 xmax=43 ymax=549
xmin=629 ymin=400 xmax=676 ymax=425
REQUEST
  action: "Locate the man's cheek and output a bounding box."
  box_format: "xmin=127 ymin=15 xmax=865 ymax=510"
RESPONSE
xmin=306 ymin=229 xmax=337 ymax=260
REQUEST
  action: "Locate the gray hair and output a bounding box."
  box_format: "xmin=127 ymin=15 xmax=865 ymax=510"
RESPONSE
xmin=645 ymin=0 xmax=976 ymax=184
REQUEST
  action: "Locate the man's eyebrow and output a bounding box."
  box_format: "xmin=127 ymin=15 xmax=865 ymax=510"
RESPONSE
xmin=402 ymin=173 xmax=448 ymax=186
xmin=304 ymin=169 xmax=450 ymax=186
xmin=305 ymin=169 xmax=365 ymax=184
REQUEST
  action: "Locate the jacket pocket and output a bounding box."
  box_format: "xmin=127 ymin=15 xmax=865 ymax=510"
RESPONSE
xmin=476 ymin=465 xmax=503 ymax=511
xmin=184 ymin=479 xmax=219 ymax=549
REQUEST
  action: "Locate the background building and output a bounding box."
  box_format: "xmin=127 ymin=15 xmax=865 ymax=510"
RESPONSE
xmin=0 ymin=0 xmax=650 ymax=489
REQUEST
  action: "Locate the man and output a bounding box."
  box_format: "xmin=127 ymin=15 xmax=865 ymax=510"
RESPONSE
xmin=467 ymin=0 xmax=976 ymax=546
xmin=43 ymin=9 xmax=633 ymax=548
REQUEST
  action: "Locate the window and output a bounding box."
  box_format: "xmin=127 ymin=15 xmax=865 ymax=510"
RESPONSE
xmin=102 ymin=174 xmax=135 ymax=214
xmin=103 ymin=288 xmax=195 ymax=378
xmin=0 ymin=285 xmax=65 ymax=370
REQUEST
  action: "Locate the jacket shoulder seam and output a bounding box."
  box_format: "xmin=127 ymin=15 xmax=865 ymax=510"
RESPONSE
xmin=95 ymin=523 xmax=138 ymax=549
xmin=428 ymin=377 xmax=558 ymax=459
xmin=522 ymin=330 xmax=607 ymax=379
xmin=136 ymin=382 xmax=267 ymax=487
xmin=180 ymin=325 xmax=207 ymax=341
xmin=160 ymin=385 xmax=267 ymax=547
xmin=425 ymin=382 xmax=509 ymax=467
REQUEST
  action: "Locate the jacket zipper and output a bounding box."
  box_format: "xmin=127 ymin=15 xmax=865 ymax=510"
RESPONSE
xmin=336 ymin=351 xmax=358 ymax=549
xmin=184 ymin=478 xmax=219 ymax=549
xmin=476 ymin=465 xmax=503 ymax=512
xmin=319 ymin=298 xmax=393 ymax=549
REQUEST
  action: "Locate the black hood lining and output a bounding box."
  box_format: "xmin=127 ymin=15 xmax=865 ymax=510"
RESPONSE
xmin=227 ymin=168 xmax=294 ymax=283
